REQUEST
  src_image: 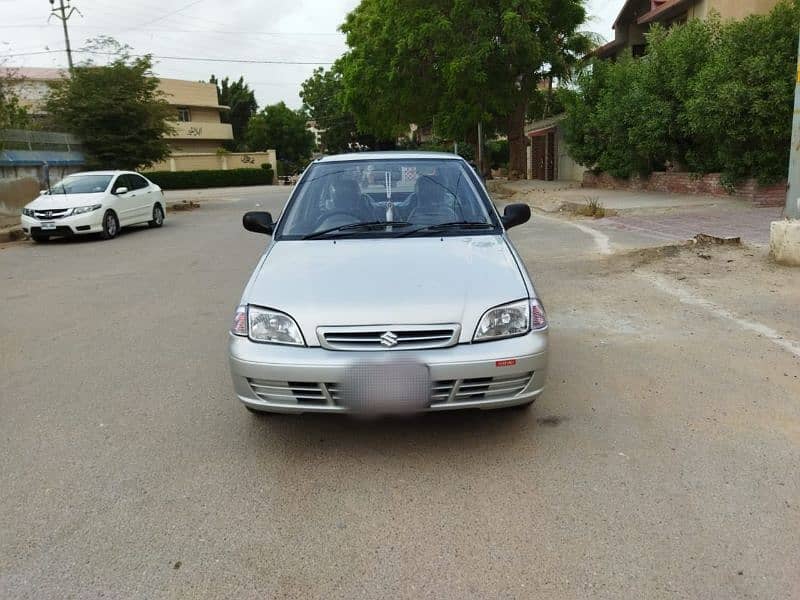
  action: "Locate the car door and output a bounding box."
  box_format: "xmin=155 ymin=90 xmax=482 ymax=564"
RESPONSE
xmin=126 ymin=173 xmax=153 ymax=222
xmin=111 ymin=174 xmax=138 ymax=225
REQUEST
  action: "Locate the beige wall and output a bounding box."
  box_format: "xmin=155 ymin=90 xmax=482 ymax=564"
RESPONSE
xmin=556 ymin=129 xmax=586 ymax=182
xmin=169 ymin=140 xmax=223 ymax=154
xmin=167 ymin=121 xmax=233 ymax=144
xmin=146 ymin=151 xmax=277 ymax=175
xmin=158 ymin=78 xmax=219 ymax=108
xmin=705 ymin=0 xmax=779 ymax=19
xmin=185 ymin=107 xmax=222 ymax=123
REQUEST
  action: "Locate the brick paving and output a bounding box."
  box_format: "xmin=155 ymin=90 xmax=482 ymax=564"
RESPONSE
xmin=597 ymin=206 xmax=782 ymax=246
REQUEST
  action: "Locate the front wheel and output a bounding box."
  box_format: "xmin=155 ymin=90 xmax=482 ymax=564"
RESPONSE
xmin=99 ymin=210 xmax=119 ymax=240
xmin=148 ymin=204 xmax=164 ymax=228
xmin=31 ymin=232 xmax=49 ymax=243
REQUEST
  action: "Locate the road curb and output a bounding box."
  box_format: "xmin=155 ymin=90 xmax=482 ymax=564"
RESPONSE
xmin=0 ymin=227 xmax=26 ymax=244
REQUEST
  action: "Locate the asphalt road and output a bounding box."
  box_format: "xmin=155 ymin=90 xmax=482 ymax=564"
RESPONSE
xmin=1 ymin=186 xmax=798 ymax=599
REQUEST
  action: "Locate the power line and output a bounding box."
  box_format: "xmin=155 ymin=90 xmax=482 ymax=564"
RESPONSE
xmin=0 ymin=24 xmax=343 ymax=37
xmin=130 ymin=0 xmax=206 ymax=30
xmin=1 ymin=48 xmax=335 ymax=66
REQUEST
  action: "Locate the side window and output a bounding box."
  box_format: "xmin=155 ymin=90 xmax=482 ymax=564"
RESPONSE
xmin=128 ymin=174 xmax=149 ymax=190
xmin=113 ymin=175 xmax=130 ymax=193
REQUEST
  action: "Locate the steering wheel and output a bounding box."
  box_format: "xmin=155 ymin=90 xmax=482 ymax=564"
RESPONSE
xmin=313 ymin=210 xmax=364 ymax=230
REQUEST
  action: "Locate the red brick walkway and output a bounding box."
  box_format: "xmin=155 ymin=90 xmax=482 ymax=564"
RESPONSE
xmin=596 ymin=206 xmax=782 ymax=246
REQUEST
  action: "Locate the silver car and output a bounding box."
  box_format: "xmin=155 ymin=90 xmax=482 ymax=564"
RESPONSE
xmin=228 ymin=152 xmax=548 ymax=415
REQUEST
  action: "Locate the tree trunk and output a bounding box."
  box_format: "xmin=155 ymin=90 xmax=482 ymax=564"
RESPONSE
xmin=507 ymin=101 xmax=528 ymax=180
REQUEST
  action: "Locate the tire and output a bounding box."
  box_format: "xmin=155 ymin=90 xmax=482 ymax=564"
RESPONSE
xmin=100 ymin=210 xmax=119 ymax=240
xmin=148 ymin=204 xmax=164 ymax=228
xmin=31 ymin=232 xmax=49 ymax=243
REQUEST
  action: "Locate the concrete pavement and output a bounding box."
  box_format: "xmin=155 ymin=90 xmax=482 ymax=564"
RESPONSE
xmin=491 ymin=179 xmax=783 ymax=247
xmin=1 ymin=185 xmax=798 ymax=599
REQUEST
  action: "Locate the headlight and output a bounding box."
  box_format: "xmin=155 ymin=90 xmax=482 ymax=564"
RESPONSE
xmin=246 ymin=305 xmax=305 ymax=346
xmin=473 ymin=298 xmax=547 ymax=342
xmin=22 ymin=208 xmax=34 ymax=217
xmin=70 ymin=204 xmax=102 ymax=215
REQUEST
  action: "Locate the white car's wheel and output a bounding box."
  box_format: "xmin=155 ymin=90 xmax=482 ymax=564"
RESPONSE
xmin=100 ymin=210 xmax=119 ymax=240
xmin=149 ymin=204 xmax=164 ymax=228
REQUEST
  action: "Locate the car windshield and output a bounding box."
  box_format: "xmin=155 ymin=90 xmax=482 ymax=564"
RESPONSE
xmin=278 ymin=158 xmax=497 ymax=239
xmin=50 ymin=174 xmax=113 ymax=194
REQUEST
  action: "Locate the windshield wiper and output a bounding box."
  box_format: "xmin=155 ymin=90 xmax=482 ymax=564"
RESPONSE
xmin=397 ymin=221 xmax=495 ymax=237
xmin=302 ymin=220 xmax=411 ymax=240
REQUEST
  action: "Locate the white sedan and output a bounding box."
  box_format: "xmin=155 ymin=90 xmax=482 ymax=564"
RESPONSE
xmin=20 ymin=170 xmax=166 ymax=242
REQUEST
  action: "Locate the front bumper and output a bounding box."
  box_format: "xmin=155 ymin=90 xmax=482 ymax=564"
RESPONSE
xmin=21 ymin=211 xmax=104 ymax=236
xmin=229 ymin=331 xmax=548 ymax=414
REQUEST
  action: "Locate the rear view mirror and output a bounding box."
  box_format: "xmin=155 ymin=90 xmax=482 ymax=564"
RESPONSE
xmin=243 ymin=211 xmax=274 ymax=236
xmin=114 ymin=187 xmax=128 ymax=195
xmin=501 ymin=203 xmax=531 ymax=230
xmin=40 ymin=189 xmax=49 ymax=195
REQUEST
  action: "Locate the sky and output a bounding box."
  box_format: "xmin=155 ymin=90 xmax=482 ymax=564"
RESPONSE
xmin=0 ymin=0 xmax=623 ymax=109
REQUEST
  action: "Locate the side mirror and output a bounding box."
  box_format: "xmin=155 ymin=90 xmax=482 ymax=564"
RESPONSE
xmin=501 ymin=203 xmax=531 ymax=230
xmin=243 ymin=211 xmax=274 ymax=235
xmin=114 ymin=187 xmax=128 ymax=195
xmin=40 ymin=189 xmax=49 ymax=195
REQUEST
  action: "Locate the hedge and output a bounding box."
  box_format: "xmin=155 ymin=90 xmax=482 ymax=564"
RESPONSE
xmin=144 ymin=167 xmax=274 ymax=190
xmin=563 ymin=0 xmax=800 ymax=185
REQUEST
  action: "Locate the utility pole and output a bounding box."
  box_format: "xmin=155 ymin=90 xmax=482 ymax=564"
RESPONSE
xmin=770 ymin=30 xmax=800 ymax=265
xmin=48 ymin=0 xmax=81 ymax=71
xmin=786 ymin=31 xmax=800 ymax=219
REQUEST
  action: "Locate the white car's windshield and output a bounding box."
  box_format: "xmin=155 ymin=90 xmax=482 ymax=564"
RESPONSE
xmin=50 ymin=175 xmax=113 ymax=195
xmin=278 ymin=158 xmax=497 ymax=239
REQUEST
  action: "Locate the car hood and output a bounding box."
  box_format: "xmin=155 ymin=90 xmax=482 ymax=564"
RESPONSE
xmin=244 ymin=235 xmax=529 ymax=346
xmin=27 ymin=193 xmax=106 ymax=209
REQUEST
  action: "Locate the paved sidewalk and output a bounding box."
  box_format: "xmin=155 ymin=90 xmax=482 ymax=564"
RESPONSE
xmin=598 ymin=206 xmax=781 ymax=246
xmin=490 ymin=179 xmax=782 ymax=246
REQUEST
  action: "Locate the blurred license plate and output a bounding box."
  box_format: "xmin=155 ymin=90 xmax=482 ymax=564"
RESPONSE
xmin=340 ymin=359 xmax=430 ymax=414
xmin=41 ymin=222 xmax=56 ymax=230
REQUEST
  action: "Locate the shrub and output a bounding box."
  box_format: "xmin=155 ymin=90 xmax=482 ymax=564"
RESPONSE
xmin=563 ymin=1 xmax=799 ymax=184
xmin=145 ymin=167 xmax=274 ymax=189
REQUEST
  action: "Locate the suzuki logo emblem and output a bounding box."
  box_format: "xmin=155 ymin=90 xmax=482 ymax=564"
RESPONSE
xmin=380 ymin=331 xmax=398 ymax=347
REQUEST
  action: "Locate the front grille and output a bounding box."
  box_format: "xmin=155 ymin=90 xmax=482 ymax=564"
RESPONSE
xmin=248 ymin=379 xmax=331 ymax=406
xmin=30 ymin=226 xmax=73 ymax=237
xmin=430 ymin=372 xmax=535 ymax=405
xmin=33 ymin=209 xmax=71 ymax=220
xmin=317 ymin=324 xmax=460 ymax=351
xmin=248 ymin=372 xmax=534 ymax=409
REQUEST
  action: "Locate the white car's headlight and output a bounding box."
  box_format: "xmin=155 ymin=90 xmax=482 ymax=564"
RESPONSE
xmin=70 ymin=204 xmax=102 ymax=215
xmin=473 ymin=298 xmax=547 ymax=342
xmin=22 ymin=208 xmax=34 ymax=217
xmin=232 ymin=305 xmax=305 ymax=346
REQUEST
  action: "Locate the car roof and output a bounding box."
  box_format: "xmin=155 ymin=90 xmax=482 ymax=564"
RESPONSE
xmin=66 ymin=170 xmax=135 ymax=176
xmin=316 ymin=151 xmax=464 ymax=163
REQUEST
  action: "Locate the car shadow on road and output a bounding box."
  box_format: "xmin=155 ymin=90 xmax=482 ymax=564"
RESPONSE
xmin=243 ymin=406 xmax=566 ymax=461
xmin=33 ymin=222 xmax=172 ymax=245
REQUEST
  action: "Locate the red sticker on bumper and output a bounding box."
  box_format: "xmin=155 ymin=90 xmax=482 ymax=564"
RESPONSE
xmin=495 ymin=359 xmax=517 ymax=367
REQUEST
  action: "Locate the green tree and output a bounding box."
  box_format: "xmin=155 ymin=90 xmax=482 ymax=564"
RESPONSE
xmin=338 ymin=0 xmax=587 ymax=176
xmin=45 ymin=41 xmax=173 ymax=170
xmin=0 ymin=80 xmax=30 ymax=130
xmin=246 ymin=102 xmax=315 ymax=174
xmin=300 ymin=66 xmax=367 ymax=153
xmin=210 ymin=75 xmax=258 ymax=151
xmin=686 ymin=0 xmax=800 ymax=184
xmin=564 ymin=2 xmax=799 ymax=184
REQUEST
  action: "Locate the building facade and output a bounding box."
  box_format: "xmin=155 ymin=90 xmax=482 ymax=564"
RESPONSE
xmin=0 ymin=68 xmax=276 ymax=174
xmin=595 ymin=0 xmax=780 ymax=59
xmin=156 ymin=77 xmax=233 ymax=154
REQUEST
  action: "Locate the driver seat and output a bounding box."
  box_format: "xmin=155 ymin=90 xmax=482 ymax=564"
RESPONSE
xmin=331 ymin=178 xmax=372 ymax=219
